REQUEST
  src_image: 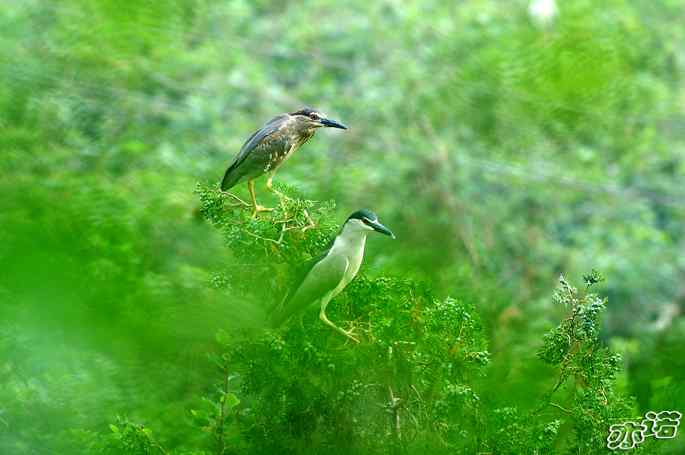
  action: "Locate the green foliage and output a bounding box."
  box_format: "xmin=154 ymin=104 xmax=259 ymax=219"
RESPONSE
xmin=197 ymin=182 xmax=338 ymax=265
xmin=196 ymin=183 xmax=338 ymax=308
xmin=187 ymin=353 xmax=244 ymax=455
xmin=174 ymin=188 xmax=630 ymax=454
xmin=103 ymin=417 xmax=169 ymax=455
xmin=225 ymin=280 xmax=489 ymax=454
xmin=195 ymin=186 xmax=490 ymax=453
xmin=535 ymin=275 xmax=639 ymax=453
xmin=1 ymin=0 xmax=683 ymax=454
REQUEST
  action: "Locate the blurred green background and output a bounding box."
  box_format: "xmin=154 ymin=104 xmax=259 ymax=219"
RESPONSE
xmin=1 ymin=0 xmax=684 ymax=453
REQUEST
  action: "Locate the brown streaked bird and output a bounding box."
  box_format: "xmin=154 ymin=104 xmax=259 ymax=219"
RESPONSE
xmin=220 ymin=108 xmax=347 ymax=217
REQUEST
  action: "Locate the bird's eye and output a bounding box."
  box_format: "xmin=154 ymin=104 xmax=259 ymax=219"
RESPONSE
xmin=309 ymin=113 xmax=320 ymax=120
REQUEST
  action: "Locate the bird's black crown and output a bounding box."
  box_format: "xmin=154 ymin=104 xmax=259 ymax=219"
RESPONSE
xmin=347 ymin=209 xmax=377 ymax=222
xmin=290 ymin=107 xmax=319 ymax=117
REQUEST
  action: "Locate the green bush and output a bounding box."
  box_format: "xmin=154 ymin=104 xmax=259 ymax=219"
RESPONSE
xmin=86 ymin=188 xmax=637 ymax=454
xmin=2 ymin=1 xmax=683 ymax=454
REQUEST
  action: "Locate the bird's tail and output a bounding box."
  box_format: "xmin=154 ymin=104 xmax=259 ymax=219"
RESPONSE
xmin=268 ymin=298 xmax=287 ymax=328
xmin=220 ymin=165 xmax=241 ymax=191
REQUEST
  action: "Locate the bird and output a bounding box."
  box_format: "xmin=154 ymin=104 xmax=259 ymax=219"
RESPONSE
xmin=220 ymin=108 xmax=347 ymax=217
xmin=270 ymin=209 xmax=395 ymax=343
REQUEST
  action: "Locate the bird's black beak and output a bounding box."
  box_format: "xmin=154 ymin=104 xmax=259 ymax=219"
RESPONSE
xmin=370 ymin=220 xmax=395 ymax=239
xmin=320 ymin=118 xmax=348 ymax=129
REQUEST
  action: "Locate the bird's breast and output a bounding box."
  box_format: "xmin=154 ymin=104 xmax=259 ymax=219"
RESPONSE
xmin=287 ymin=131 xmax=313 ymax=156
xmin=261 ymin=132 xmax=312 ymax=173
xmin=336 ymin=237 xmax=366 ymax=290
xmin=345 ymin=246 xmax=365 ymax=281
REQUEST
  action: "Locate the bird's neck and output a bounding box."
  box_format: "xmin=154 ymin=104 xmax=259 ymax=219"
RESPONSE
xmin=298 ymin=130 xmax=315 ymax=146
xmin=332 ymin=226 xmax=368 ymax=256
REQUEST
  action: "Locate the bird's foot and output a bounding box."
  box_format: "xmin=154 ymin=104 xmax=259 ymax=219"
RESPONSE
xmin=251 ymin=205 xmax=274 ymax=218
xmin=321 ymin=312 xmax=360 ymax=344
xmin=266 ymin=177 xmax=291 ymax=201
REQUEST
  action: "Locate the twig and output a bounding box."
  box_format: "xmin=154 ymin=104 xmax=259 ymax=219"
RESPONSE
xmin=139 ymin=426 xmax=168 ymax=455
xmin=153 ymin=442 xmax=169 ymax=455
xmin=215 ymin=367 xmax=230 ymax=455
xmin=410 ymin=384 xmax=423 ymax=404
xmin=388 ymin=385 xmax=402 ymax=443
xmin=301 ymin=209 xmax=316 ymax=232
xmin=220 ymin=191 xmax=250 ymax=207
xmin=549 ymin=402 xmax=572 ymax=414
xmin=244 ymin=229 xmax=282 ymax=245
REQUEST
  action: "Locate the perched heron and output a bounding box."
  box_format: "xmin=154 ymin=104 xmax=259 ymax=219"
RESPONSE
xmin=220 ymin=108 xmax=347 ymax=217
xmin=270 ymin=209 xmax=395 ymax=343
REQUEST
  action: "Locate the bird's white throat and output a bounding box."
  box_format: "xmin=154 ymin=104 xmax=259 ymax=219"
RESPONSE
xmin=327 ymin=222 xmax=369 ymax=291
xmin=331 ymin=222 xmax=369 ymax=261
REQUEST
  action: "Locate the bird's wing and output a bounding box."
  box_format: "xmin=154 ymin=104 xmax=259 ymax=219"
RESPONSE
xmin=270 ymin=251 xmax=349 ymax=327
xmin=220 ymin=114 xmax=289 ymax=190
xmin=285 ymin=234 xmax=337 ymax=298
xmin=267 ymin=236 xmax=335 ymax=313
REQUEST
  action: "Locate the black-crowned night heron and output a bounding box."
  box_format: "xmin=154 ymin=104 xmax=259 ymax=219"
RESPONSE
xmin=270 ymin=209 xmax=395 ymax=343
xmin=220 ymin=108 xmax=347 ymax=217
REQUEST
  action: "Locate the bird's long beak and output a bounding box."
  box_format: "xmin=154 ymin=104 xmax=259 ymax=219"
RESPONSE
xmin=370 ymin=220 xmax=395 ymax=239
xmin=320 ymin=118 xmax=348 ymax=129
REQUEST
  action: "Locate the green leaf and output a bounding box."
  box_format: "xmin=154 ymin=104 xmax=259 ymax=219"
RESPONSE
xmin=224 ymin=392 xmax=240 ymax=409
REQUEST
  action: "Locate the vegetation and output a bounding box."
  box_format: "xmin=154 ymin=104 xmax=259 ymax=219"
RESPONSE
xmin=1 ymin=0 xmax=684 ymax=453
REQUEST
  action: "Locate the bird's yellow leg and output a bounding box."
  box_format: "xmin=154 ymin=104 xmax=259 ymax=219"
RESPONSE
xmin=319 ymin=301 xmax=359 ymax=344
xmin=248 ymin=179 xmax=272 ymax=218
